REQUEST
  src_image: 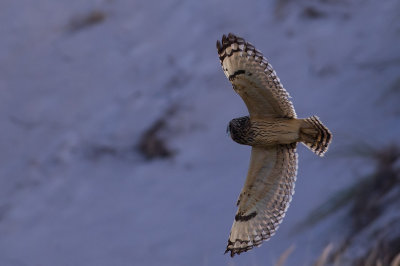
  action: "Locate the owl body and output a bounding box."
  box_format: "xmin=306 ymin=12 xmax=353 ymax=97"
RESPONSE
xmin=229 ymin=116 xmax=303 ymax=147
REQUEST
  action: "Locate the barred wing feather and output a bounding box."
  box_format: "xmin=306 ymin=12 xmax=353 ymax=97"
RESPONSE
xmin=225 ymin=144 xmax=298 ymax=257
xmin=217 ymin=33 xmax=296 ymax=119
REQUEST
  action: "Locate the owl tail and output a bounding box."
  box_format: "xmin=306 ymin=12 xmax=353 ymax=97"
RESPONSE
xmin=299 ymin=116 xmax=332 ymax=157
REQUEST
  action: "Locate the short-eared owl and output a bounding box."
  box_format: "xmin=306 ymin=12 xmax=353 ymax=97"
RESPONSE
xmin=216 ymin=33 xmax=332 ymax=257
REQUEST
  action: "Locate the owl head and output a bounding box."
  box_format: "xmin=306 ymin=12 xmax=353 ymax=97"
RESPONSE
xmin=227 ymin=116 xmax=251 ymax=145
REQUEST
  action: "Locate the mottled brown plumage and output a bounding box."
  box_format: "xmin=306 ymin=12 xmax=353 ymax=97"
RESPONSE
xmin=217 ymin=33 xmax=332 ymax=257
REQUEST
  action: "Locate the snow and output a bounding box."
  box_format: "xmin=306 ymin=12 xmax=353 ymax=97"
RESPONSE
xmin=0 ymin=0 xmax=399 ymax=265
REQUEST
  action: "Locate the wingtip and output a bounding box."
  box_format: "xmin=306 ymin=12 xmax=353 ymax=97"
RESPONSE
xmin=222 ymin=34 xmax=227 ymax=43
xmin=216 ymin=40 xmax=222 ymax=51
xmin=224 ymin=248 xmax=236 ymax=258
xmin=217 ymin=33 xmax=241 ymax=47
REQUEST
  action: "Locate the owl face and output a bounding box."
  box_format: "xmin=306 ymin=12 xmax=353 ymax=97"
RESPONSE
xmin=228 ymin=116 xmax=252 ymax=145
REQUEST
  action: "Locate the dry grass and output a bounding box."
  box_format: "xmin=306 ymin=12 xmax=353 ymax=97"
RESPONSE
xmin=291 ymin=144 xmax=400 ymax=265
xmin=313 ymin=244 xmax=334 ymax=266
xmin=354 ymin=237 xmax=400 ymax=266
xmin=295 ymin=144 xmax=400 ymax=234
xmin=275 ymin=245 xmax=295 ymax=266
xmin=391 ymin=253 xmax=400 ymax=266
xmin=276 ymin=243 xmax=400 ymax=266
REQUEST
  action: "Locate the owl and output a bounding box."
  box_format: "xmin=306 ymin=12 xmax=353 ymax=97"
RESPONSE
xmin=216 ymin=33 xmax=332 ymax=257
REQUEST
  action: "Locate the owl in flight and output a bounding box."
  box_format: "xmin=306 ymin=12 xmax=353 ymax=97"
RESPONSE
xmin=216 ymin=33 xmax=332 ymax=257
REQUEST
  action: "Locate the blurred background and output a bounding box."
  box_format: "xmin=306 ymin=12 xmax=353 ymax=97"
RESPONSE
xmin=1 ymin=0 xmax=399 ymax=265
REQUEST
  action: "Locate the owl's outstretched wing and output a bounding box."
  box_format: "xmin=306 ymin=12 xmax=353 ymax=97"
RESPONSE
xmin=225 ymin=144 xmax=298 ymax=257
xmin=217 ymin=33 xmax=296 ymax=119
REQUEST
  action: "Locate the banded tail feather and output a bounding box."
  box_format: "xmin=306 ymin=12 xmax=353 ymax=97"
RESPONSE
xmin=300 ymin=116 xmax=332 ymax=156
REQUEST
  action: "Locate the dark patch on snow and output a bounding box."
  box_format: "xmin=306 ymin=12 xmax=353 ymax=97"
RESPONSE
xmin=68 ymin=10 xmax=106 ymax=32
xmin=137 ymin=106 xmax=177 ymax=160
xmin=85 ymin=144 xmax=119 ymax=160
xmin=301 ymin=6 xmax=326 ymax=19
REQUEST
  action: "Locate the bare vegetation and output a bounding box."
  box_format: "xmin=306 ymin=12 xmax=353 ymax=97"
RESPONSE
xmin=309 ymin=244 xmax=400 ymax=266
xmin=301 ymin=6 xmax=326 ymax=19
xmin=293 ymin=144 xmax=400 ymax=265
xmin=68 ymin=10 xmax=106 ymax=32
xmin=274 ymin=0 xmax=351 ymax=20
xmin=275 ymin=245 xmax=295 ymax=266
xmin=376 ymin=76 xmax=400 ymax=115
xmin=137 ymin=106 xmax=178 ymax=160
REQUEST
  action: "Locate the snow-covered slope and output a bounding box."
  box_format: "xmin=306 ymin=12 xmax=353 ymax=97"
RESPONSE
xmin=0 ymin=0 xmax=399 ymax=265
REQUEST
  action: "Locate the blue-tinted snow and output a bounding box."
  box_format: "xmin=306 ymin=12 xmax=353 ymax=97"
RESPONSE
xmin=0 ymin=0 xmax=399 ymax=265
